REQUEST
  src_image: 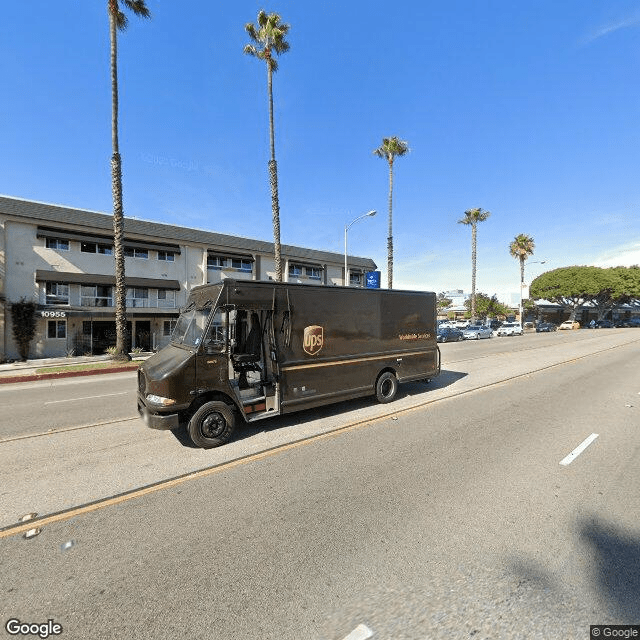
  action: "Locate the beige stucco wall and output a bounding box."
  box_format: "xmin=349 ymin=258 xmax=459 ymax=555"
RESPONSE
xmin=0 ymin=206 xmax=374 ymax=359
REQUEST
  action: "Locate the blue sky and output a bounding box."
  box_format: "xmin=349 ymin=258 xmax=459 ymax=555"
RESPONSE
xmin=2 ymin=1 xmax=640 ymax=301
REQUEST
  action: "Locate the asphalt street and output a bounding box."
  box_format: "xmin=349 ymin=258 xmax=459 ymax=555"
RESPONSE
xmin=0 ymin=329 xmax=638 ymax=639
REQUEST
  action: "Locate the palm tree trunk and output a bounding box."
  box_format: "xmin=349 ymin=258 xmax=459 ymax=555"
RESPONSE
xmin=268 ymin=159 xmax=282 ymax=281
xmin=387 ymin=159 xmax=394 ymax=290
xmin=110 ymin=9 xmax=129 ymax=360
xmin=266 ymin=62 xmax=282 ymax=282
xmin=471 ymin=222 xmax=477 ymax=320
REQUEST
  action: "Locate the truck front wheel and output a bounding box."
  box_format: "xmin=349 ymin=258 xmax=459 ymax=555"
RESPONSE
xmin=376 ymin=371 xmax=398 ymax=404
xmin=188 ymin=401 xmax=235 ymax=449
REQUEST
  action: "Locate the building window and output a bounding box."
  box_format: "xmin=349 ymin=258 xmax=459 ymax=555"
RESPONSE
xmin=207 ymin=255 xmax=252 ymax=272
xmin=47 ymin=320 xmax=66 ymax=339
xmin=45 ymin=282 xmax=69 ymax=305
xmin=81 ymin=285 xmax=113 ymax=307
xmin=163 ymin=320 xmax=177 ymax=336
xmin=206 ymin=309 xmax=225 ymax=343
xmin=349 ymin=272 xmax=362 ymax=287
xmin=158 ymin=251 xmax=175 ymax=262
xmin=306 ymin=266 xmax=322 ymax=280
xmin=207 ymin=256 xmax=228 ymax=270
xmin=81 ymin=242 xmax=112 ymax=255
xmin=45 ymin=237 xmax=69 ymax=251
xmin=124 ymin=247 xmax=148 ymax=259
xmin=126 ymin=288 xmax=149 ymax=308
xmin=231 ymin=258 xmax=252 ymax=272
xmin=289 ymin=264 xmax=303 ymax=277
xmin=157 ymin=290 xmax=176 ymax=308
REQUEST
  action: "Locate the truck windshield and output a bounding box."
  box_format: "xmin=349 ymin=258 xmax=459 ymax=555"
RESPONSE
xmin=171 ymin=308 xmax=212 ymax=347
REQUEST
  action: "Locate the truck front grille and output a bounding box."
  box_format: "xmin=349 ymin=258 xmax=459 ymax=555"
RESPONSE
xmin=138 ymin=369 xmax=146 ymax=395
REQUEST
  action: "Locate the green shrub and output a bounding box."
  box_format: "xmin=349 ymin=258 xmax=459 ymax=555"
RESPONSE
xmin=11 ymin=299 xmax=37 ymax=361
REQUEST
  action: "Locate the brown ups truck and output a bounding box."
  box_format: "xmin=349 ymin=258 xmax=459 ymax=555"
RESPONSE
xmin=137 ymin=279 xmax=441 ymax=448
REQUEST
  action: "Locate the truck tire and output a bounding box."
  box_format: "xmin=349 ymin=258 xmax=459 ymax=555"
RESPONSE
xmin=188 ymin=401 xmax=235 ymax=449
xmin=376 ymin=371 xmax=398 ymax=404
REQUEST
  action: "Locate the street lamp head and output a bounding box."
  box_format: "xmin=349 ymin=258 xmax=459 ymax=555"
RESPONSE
xmin=366 ymin=210 xmax=377 ymax=217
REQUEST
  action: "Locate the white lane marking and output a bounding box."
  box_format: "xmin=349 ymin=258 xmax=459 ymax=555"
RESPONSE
xmin=44 ymin=392 xmax=129 ymax=405
xmin=341 ymin=624 xmax=373 ymax=640
xmin=560 ymin=433 xmax=599 ymax=466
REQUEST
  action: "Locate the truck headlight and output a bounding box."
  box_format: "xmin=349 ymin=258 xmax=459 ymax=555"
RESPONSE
xmin=146 ymin=394 xmax=176 ymax=407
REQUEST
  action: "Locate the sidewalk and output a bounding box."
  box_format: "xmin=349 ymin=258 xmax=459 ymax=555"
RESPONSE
xmin=0 ymin=353 xmax=151 ymax=384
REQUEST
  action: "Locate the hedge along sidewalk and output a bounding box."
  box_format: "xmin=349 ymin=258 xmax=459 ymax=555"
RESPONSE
xmin=0 ymin=356 xmax=148 ymax=384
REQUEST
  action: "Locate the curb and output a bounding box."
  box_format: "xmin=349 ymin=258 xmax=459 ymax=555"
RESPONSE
xmin=0 ymin=363 xmax=141 ymax=385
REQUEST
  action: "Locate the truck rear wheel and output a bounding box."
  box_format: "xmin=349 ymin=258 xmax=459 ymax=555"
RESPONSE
xmin=188 ymin=401 xmax=235 ymax=449
xmin=376 ymin=371 xmax=398 ymax=404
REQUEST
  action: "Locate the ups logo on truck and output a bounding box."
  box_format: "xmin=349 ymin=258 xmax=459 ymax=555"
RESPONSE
xmin=303 ymin=325 xmax=324 ymax=355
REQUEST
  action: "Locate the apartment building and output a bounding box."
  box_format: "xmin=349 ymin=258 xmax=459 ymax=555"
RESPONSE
xmin=0 ymin=196 xmax=377 ymax=359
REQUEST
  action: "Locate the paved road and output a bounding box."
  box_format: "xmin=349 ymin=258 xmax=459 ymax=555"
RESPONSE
xmin=0 ymin=329 xmax=628 ymax=440
xmin=0 ymin=330 xmax=638 ymax=639
xmin=0 ymin=372 xmax=138 ymax=439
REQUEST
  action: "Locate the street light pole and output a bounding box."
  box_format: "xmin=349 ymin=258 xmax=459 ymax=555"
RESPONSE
xmin=344 ymin=210 xmax=376 ymax=286
xmin=520 ymin=260 xmax=546 ymax=324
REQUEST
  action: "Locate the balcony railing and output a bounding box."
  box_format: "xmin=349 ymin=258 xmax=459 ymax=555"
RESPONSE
xmin=126 ymin=298 xmax=149 ymax=308
xmin=81 ymin=297 xmax=113 ymax=307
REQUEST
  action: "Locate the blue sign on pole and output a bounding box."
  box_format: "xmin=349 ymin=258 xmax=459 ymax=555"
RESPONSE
xmin=365 ymin=271 xmax=381 ymax=289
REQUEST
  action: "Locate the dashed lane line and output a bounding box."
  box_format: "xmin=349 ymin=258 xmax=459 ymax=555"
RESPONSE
xmin=559 ymin=433 xmax=599 ymax=466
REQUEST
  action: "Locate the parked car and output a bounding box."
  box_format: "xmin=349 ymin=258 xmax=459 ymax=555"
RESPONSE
xmin=462 ymin=325 xmax=493 ymax=340
xmin=455 ymin=320 xmax=470 ymax=329
xmin=536 ymin=322 xmax=557 ymax=332
xmin=595 ymin=319 xmax=614 ymax=328
xmin=559 ymin=320 xmax=580 ymax=330
xmin=436 ymin=327 xmax=464 ymax=343
xmin=488 ymin=319 xmax=502 ymax=331
xmin=496 ymin=322 xmax=523 ymax=337
xmin=616 ymin=317 xmax=640 ymax=327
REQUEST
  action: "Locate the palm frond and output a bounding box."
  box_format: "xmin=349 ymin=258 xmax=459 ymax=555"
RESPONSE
xmin=458 ymin=207 xmax=491 ymax=225
xmin=509 ymin=233 xmax=535 ymax=258
xmin=373 ymin=136 xmax=410 ymax=162
xmin=243 ymin=43 xmax=258 ymax=57
xmin=245 ymin=22 xmax=258 ymax=42
xmin=123 ymin=0 xmax=151 ymax=19
xmin=115 ymin=10 xmax=128 ymax=30
xmin=244 ymin=10 xmax=291 ymax=68
xmin=257 ymin=9 xmax=269 ymax=28
xmin=111 ymin=0 xmax=150 ymax=31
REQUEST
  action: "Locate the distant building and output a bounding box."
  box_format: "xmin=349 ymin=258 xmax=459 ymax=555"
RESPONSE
xmin=443 ymin=289 xmax=467 ymax=308
xmin=0 ymin=196 xmax=376 ymax=359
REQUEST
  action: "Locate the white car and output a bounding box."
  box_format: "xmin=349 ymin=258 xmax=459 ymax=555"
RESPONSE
xmin=496 ymin=322 xmax=523 ymax=337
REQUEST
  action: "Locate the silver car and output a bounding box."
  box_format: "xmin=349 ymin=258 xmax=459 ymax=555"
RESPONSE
xmin=462 ymin=325 xmax=493 ymax=340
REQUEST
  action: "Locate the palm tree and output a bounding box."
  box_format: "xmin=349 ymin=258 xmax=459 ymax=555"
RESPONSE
xmin=373 ymin=137 xmax=409 ymax=289
xmin=509 ymin=233 xmax=535 ymax=322
xmin=509 ymin=233 xmax=535 ymax=290
xmin=244 ymin=11 xmax=290 ymax=282
xmin=458 ymin=207 xmax=491 ymax=321
xmin=108 ymin=0 xmax=150 ymax=359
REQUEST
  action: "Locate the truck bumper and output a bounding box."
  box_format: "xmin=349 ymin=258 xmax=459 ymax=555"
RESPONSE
xmin=138 ymin=400 xmax=180 ymax=430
